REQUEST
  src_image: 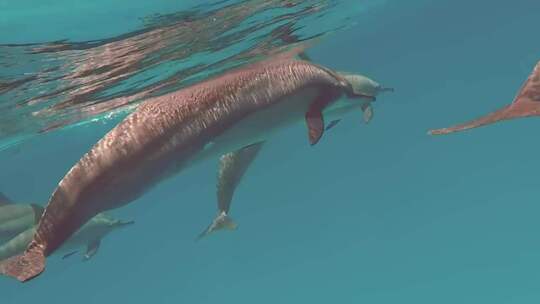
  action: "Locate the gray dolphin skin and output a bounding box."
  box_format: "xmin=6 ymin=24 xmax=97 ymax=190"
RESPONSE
xmin=0 ymin=193 xmax=134 ymax=262
xmin=0 ymin=193 xmax=43 ymax=244
xmin=197 ymin=67 xmax=393 ymax=239
xmin=0 ymin=213 xmax=133 ymax=262
xmin=197 ymin=141 xmax=265 ymax=240
xmin=0 ymin=49 xmax=391 ymax=282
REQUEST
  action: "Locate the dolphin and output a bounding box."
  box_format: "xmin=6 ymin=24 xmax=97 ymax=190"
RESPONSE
xmin=0 ymin=192 xmax=134 ymax=261
xmin=0 ymin=48 xmax=392 ymax=282
xmin=0 ymin=213 xmax=134 ymax=261
xmin=429 ymin=60 xmax=540 ymax=135
xmin=197 ymin=68 xmax=392 ymax=239
xmin=0 ymin=193 xmax=43 ymax=244
xmin=196 ymin=141 xmax=264 ymax=240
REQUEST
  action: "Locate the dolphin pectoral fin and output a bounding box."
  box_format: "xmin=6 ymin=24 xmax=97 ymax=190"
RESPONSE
xmin=306 ymin=91 xmax=341 ymax=145
xmin=325 ymin=119 xmax=342 ymax=131
xmin=361 ymin=103 xmax=373 ymax=124
xmin=116 ymin=220 xmax=135 ymax=228
xmin=306 ymin=104 xmax=325 ymax=145
xmin=0 ymin=192 xmax=14 ymax=205
xmin=196 ymin=212 xmax=238 ymax=241
xmin=61 ymin=251 xmax=79 ymax=260
xmin=83 ymin=240 xmax=101 ymax=261
xmin=429 ymin=60 xmax=540 ymax=135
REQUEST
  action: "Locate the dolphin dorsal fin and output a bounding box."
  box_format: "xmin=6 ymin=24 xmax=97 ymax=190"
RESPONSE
xmin=429 ymin=60 xmax=540 ymax=135
xmin=260 ymin=37 xmax=322 ymax=64
xmin=297 ymin=52 xmax=313 ymax=62
xmin=0 ymin=192 xmax=14 ymax=206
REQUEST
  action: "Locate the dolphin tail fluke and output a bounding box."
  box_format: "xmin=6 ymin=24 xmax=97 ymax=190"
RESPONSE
xmin=429 ymin=60 xmax=540 ymax=135
xmin=429 ymin=101 xmax=540 ymax=135
xmin=0 ymin=245 xmax=45 ymax=282
xmin=196 ymin=212 xmax=238 ymax=241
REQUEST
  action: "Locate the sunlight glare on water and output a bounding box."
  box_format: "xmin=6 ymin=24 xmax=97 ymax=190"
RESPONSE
xmin=0 ymin=0 xmax=378 ymax=152
xmin=1 ymin=0 xmax=540 ymax=303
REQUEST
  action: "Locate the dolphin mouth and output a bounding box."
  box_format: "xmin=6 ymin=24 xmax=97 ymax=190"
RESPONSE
xmin=346 ymin=92 xmax=377 ymax=101
xmin=348 ymin=92 xmax=377 ymax=101
xmin=349 ymin=86 xmax=394 ymax=100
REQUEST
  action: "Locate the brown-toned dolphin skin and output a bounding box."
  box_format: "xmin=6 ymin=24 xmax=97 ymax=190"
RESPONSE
xmin=0 ymin=50 xmax=386 ymax=282
xmin=429 ymin=60 xmax=540 ymax=135
xmin=197 ymin=70 xmax=393 ymax=240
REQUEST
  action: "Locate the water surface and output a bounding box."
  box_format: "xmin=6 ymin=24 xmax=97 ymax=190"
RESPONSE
xmin=1 ymin=0 xmax=540 ymax=303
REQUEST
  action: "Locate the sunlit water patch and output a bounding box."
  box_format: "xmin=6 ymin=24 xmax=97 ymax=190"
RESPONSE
xmin=0 ymin=0 xmax=384 ymax=152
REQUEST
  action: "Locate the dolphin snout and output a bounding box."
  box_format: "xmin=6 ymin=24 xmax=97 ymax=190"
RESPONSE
xmin=380 ymin=87 xmax=394 ymax=93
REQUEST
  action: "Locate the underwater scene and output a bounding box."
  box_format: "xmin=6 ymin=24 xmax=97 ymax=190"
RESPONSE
xmin=1 ymin=0 xmax=540 ymax=303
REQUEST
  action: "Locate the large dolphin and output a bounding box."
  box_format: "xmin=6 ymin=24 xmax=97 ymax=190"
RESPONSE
xmin=429 ymin=60 xmax=540 ymax=135
xmin=0 ymin=48 xmax=392 ymax=282
xmin=197 ymin=70 xmax=393 ymax=239
xmin=0 ymin=213 xmax=134 ymax=261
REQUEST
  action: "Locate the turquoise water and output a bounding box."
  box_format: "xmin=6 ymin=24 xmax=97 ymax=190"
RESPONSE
xmin=1 ymin=0 xmax=540 ymax=303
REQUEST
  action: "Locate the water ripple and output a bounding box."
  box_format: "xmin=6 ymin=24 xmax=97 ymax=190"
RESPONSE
xmin=0 ymin=0 xmax=379 ymax=151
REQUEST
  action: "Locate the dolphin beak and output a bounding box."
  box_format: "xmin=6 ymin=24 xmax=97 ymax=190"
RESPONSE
xmin=379 ymin=87 xmax=394 ymax=93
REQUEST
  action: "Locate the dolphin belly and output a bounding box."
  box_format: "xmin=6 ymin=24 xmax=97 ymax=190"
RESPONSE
xmin=193 ymin=87 xmax=320 ymax=162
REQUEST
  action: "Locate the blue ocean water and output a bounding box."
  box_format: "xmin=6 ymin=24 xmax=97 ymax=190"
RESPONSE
xmin=1 ymin=0 xmax=540 ymax=303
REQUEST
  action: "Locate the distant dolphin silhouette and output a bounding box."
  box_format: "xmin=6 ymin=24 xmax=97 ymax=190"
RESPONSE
xmin=0 ymin=47 xmax=392 ymax=282
xmin=0 ymin=193 xmax=42 ymax=244
xmin=429 ymin=60 xmax=540 ymax=135
xmin=0 ymin=192 xmax=133 ymax=262
xmin=0 ymin=213 xmax=133 ymax=262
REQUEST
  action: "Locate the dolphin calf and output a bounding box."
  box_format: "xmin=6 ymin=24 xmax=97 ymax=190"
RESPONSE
xmin=429 ymin=60 xmax=540 ymax=135
xmin=197 ymin=141 xmax=264 ymax=240
xmin=0 ymin=48 xmax=391 ymax=282
xmin=0 ymin=213 xmax=134 ymax=261
xmin=197 ymin=69 xmax=393 ymax=239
